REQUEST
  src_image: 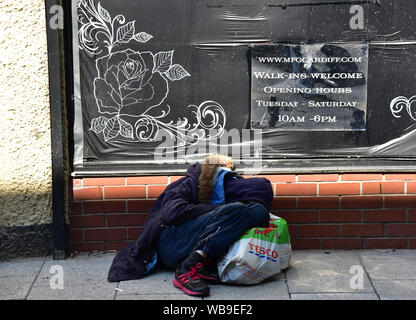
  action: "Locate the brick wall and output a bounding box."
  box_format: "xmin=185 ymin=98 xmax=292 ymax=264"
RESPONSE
xmin=69 ymin=174 xmax=416 ymax=251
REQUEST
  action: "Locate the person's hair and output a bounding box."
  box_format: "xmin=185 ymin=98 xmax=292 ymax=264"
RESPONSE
xmin=198 ymin=154 xmax=234 ymax=203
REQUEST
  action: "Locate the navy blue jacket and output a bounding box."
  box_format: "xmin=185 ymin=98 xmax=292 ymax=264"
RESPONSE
xmin=107 ymin=162 xmax=273 ymax=282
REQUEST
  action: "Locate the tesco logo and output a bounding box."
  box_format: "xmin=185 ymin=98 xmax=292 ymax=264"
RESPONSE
xmin=248 ymin=242 xmax=279 ymax=259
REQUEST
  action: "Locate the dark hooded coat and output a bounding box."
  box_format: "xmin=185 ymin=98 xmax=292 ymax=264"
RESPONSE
xmin=107 ymin=162 xmax=273 ymax=282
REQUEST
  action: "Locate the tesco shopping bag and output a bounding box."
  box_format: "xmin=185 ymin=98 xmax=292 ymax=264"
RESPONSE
xmin=217 ymin=214 xmax=291 ymax=285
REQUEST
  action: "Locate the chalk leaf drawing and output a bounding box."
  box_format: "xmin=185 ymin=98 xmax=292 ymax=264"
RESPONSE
xmin=77 ymin=0 xmax=225 ymax=144
xmin=165 ymin=64 xmax=191 ymax=81
xmin=390 ymin=96 xmax=416 ymax=121
xmin=78 ymin=0 xmax=153 ymax=55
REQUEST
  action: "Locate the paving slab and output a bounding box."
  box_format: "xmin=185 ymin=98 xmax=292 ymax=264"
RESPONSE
xmin=205 ymin=279 xmax=290 ymax=300
xmin=25 ymin=252 xmax=117 ymax=300
xmin=360 ymin=258 xmax=416 ymax=280
xmin=285 ymin=250 xmax=375 ymax=294
xmin=116 ymin=292 xmax=200 ymax=300
xmin=31 ymin=252 xmax=116 ymax=287
xmin=359 ymin=250 xmax=416 ymax=280
xmin=27 ymin=283 xmax=116 ymax=300
xmin=372 ymin=280 xmax=416 ymax=300
xmin=117 ymin=270 xmax=179 ymax=295
xmin=0 ymin=257 xmax=45 ymax=278
xmin=291 ymin=293 xmax=379 ymax=300
xmin=36 ymin=260 xmax=111 ymax=286
xmin=359 ymin=250 xmax=416 ymax=260
xmin=0 ymin=276 xmax=35 ymax=300
xmin=286 ymin=266 xmax=374 ymax=294
xmin=290 ymin=250 xmax=362 ymax=270
xmin=117 ymin=268 xmax=287 ymax=300
xmin=32 ymin=273 xmax=117 ymax=289
xmin=2 ymin=250 xmax=416 ymax=300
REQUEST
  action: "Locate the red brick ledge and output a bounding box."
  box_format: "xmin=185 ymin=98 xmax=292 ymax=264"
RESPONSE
xmin=69 ymin=173 xmax=416 ymax=251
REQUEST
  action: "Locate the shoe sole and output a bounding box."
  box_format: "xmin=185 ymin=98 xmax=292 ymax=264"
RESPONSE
xmin=173 ymin=278 xmax=209 ymax=297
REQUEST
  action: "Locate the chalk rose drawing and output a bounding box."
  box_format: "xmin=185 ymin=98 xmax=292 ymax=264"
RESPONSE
xmin=77 ymin=0 xmax=226 ymax=145
xmin=390 ymin=96 xmax=416 ymax=121
xmin=93 ymin=49 xmax=171 ymax=117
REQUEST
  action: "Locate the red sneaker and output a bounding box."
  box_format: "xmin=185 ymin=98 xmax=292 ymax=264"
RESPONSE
xmin=196 ymin=258 xmax=220 ymax=284
xmin=173 ymin=252 xmax=210 ymax=297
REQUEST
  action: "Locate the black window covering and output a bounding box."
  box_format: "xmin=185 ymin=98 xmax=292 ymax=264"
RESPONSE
xmin=70 ymin=0 xmax=416 ymax=175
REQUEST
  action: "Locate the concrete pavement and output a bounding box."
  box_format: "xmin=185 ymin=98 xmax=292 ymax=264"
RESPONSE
xmin=1 ymin=250 xmax=415 ymax=300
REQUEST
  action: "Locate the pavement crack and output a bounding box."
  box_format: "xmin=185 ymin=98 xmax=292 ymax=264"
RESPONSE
xmin=24 ymin=255 xmax=47 ymax=300
xmin=283 ymin=269 xmax=292 ymax=300
xmin=113 ymin=282 xmax=120 ymax=300
xmin=357 ymin=251 xmax=381 ymax=300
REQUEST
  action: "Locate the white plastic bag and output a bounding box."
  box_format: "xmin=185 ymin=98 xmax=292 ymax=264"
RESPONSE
xmin=217 ymin=214 xmax=291 ymax=285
